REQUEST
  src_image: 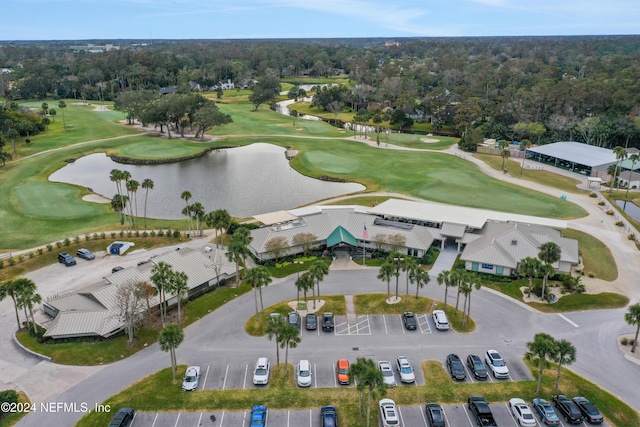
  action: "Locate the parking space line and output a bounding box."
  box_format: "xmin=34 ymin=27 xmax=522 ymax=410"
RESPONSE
xmin=151 ymin=412 xmax=158 ymax=427
xmin=314 ymin=363 xmax=317 ymax=388
xmin=442 ymin=407 xmax=453 ymax=427
xmin=287 ymin=410 xmax=290 ymax=427
xmin=219 ymin=411 xmax=225 ymax=427
xmin=333 ymin=363 xmax=337 ymax=387
xmin=197 ymin=412 xmax=203 ymax=427
xmin=202 ymin=365 xmax=210 ymax=390
xmin=399 ymin=314 xmax=405 ymax=334
xmin=463 ymin=405 xmax=475 ymax=427
xmin=243 ymin=364 xmax=248 ymax=389
xmin=398 ymin=406 xmax=405 ymax=427
xmin=419 ymin=405 xmax=429 ymax=426
xmin=383 ymin=315 xmax=388 ymax=335
xmin=558 ymin=313 xmax=579 ymax=328
xmin=309 ymin=409 xmax=313 ymax=427
xmin=173 ymin=412 xmax=180 ymax=427
xmin=504 ymin=403 xmax=521 ymax=427
xmin=222 ymin=365 xmax=229 ymax=389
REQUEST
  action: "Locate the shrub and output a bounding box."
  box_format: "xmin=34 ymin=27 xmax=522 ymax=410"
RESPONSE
xmin=126 ymin=230 xmax=132 ymax=237
xmin=119 ymin=231 xmax=124 ymax=237
xmin=0 ymin=260 xmax=3 ymax=269
xmin=598 ymin=200 xmax=605 ymax=206
xmin=73 ymin=236 xmax=80 ymax=243
xmin=629 ymin=234 xmax=637 ymax=241
xmin=157 ymin=229 xmax=164 ymax=237
xmin=64 ymin=238 xmax=71 ymax=246
xmin=111 ymin=232 xmax=117 ymax=238
xmin=173 ymin=230 xmax=181 ymax=238
xmin=150 ymin=230 xmax=156 ymax=237
xmin=85 ymin=234 xmax=91 ymax=242
xmin=8 ymin=258 xmax=16 ymax=266
xmin=135 ymin=230 xmax=140 ymax=237
xmin=615 ymin=221 xmax=624 ymax=227
xmin=587 ymin=272 xmax=595 ymax=278
xmin=37 ymin=248 xmax=44 ymax=255
xmin=588 ymin=192 xmax=597 ymax=198
xmin=621 ymin=337 xmax=629 ymax=345
xmin=606 ymin=210 xmax=614 ymax=215
xmin=0 ymin=389 xmax=19 ymax=409
xmin=28 ymin=251 xmax=35 ymax=259
xmin=142 ymin=231 xmax=148 ymax=237
xmin=93 ymin=233 xmax=99 ymax=240
xmin=100 ymin=232 xmax=106 ymax=239
xmin=18 ymin=254 xmax=25 ymax=262
xmin=46 ymin=244 xmax=53 ymax=252
xmin=420 ymin=247 xmax=440 ymax=265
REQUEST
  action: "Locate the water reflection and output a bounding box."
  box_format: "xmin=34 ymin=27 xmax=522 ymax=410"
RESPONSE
xmin=614 ymin=199 xmax=640 ymax=222
xmin=49 ymin=143 xmax=364 ymax=219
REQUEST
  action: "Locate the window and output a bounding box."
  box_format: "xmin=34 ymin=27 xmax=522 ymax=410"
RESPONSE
xmin=496 ymin=266 xmax=504 ymax=275
xmin=471 ymin=262 xmax=479 ymax=271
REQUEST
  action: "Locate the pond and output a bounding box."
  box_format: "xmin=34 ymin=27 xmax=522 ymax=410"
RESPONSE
xmin=49 ymin=143 xmax=364 ymax=220
xmin=614 ymin=199 xmax=640 ymax=222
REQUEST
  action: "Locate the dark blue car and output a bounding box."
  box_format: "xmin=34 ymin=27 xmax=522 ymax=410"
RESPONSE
xmin=320 ymin=405 xmax=337 ymax=427
xmin=532 ymin=398 xmax=560 ymax=426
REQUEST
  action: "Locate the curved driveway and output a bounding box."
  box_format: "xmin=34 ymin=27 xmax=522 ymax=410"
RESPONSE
xmin=16 ymin=267 xmax=640 ymax=426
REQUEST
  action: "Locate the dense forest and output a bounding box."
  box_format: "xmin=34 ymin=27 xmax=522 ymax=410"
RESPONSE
xmin=2 ymin=36 xmax=640 ymax=149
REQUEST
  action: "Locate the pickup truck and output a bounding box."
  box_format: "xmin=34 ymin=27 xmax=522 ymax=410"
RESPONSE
xmin=322 ymin=312 xmax=334 ymax=331
xmin=468 ymin=396 xmax=498 ymax=427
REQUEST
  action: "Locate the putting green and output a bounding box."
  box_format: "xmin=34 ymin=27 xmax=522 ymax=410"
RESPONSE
xmin=303 ymin=151 xmax=361 ymax=173
xmin=11 ymin=183 xmax=101 ymax=219
xmin=118 ymin=140 xmax=206 ymax=159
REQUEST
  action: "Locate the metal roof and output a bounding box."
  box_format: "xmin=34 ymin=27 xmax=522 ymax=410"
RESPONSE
xmin=527 ymin=141 xmax=617 ymax=167
xmin=254 ymin=210 xmax=299 ymax=225
xmin=440 ymin=222 xmax=467 ymax=238
xmin=326 ymin=226 xmax=358 ymax=247
xmin=368 ymin=199 xmax=568 ymax=229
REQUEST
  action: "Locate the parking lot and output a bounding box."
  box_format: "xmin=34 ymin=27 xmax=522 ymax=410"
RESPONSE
xmin=327 ymin=313 xmax=433 ymax=336
xmin=131 ymin=402 xmax=611 ymax=427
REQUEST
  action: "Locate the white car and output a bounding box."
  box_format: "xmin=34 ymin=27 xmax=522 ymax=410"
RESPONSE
xmin=378 ymin=361 xmax=397 ymax=387
xmin=379 ymin=398 xmax=400 ymax=426
xmin=297 ymin=359 xmax=312 ymax=387
xmin=181 ymin=365 xmax=200 ymax=391
xmin=485 ymin=349 xmax=510 ymax=379
xmin=395 ymin=356 xmax=415 ymax=383
xmin=252 ymin=357 xmax=271 ymax=385
xmin=509 ymin=398 xmax=537 ymax=426
xmin=432 ymin=309 xmax=450 ymax=330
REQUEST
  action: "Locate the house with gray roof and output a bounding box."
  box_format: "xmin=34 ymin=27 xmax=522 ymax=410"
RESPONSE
xmin=43 ymin=247 xmax=236 ymax=339
xmin=460 ymin=222 xmax=579 ymax=276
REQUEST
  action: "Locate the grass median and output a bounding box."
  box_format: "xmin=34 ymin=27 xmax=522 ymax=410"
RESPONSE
xmin=75 ymin=359 xmax=639 ymax=427
xmin=561 ymin=228 xmax=618 ymax=281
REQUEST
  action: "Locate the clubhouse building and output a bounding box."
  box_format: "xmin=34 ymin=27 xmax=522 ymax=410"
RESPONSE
xmin=248 ymin=198 xmax=579 ymax=276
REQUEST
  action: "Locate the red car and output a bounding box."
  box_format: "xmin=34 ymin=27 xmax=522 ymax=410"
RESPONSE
xmin=336 ymin=359 xmax=350 ymax=385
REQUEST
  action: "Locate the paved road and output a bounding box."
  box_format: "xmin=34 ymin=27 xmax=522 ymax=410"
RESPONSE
xmin=14 ymin=267 xmax=640 ymax=426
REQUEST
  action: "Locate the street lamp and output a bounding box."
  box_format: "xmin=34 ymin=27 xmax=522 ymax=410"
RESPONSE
xmin=294 ymin=260 xmax=304 ymax=303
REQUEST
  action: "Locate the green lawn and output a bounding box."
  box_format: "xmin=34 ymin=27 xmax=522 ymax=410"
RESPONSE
xmin=75 ymin=359 xmax=639 ymax=427
xmin=562 ymin=228 xmax=618 ymax=281
xmin=474 ymin=153 xmax=588 ymax=195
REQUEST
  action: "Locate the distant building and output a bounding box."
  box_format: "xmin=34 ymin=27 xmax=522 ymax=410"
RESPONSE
xmin=526 ymin=141 xmax=617 ymax=176
xmin=69 ymin=44 xmax=120 ymax=53
xmin=159 ymin=86 xmax=178 ymax=95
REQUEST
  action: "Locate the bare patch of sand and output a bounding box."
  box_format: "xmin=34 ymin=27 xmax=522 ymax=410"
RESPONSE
xmin=82 ymin=194 xmax=111 ymax=204
xmin=420 ymin=137 xmax=440 ymax=143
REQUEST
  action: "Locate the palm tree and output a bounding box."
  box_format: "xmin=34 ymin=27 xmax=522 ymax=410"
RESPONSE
xmin=278 ymin=324 xmax=301 ymax=378
xmin=611 ymin=146 xmax=628 ymax=194
xmin=625 ymin=303 xmax=640 ymax=353
xmin=387 ymin=252 xmax=404 ymax=300
xmin=295 ymin=272 xmax=315 ymax=305
xmin=462 ymin=274 xmax=481 ymax=327
xmin=359 ymin=359 xmax=387 ymax=427
xmin=402 ymin=257 xmax=418 ymax=306
xmin=180 ymin=191 xmax=193 ymax=236
xmin=126 ymin=179 xmax=139 ymax=225
xmin=437 ymin=270 xmax=454 ymax=311
xmin=141 ymin=178 xmax=154 ymax=228
xmin=111 ymin=194 xmax=129 ymax=225
xmin=411 ymin=266 xmax=430 ymax=299
xmin=121 ymin=170 xmax=132 ymax=226
xmin=158 ymin=323 xmax=184 ymax=382
xmin=14 ymin=278 xmax=41 ymax=334
xmin=538 ymin=241 xmax=561 ymax=300
xmin=497 ymin=140 xmax=510 ymax=170
xmin=226 ymin=239 xmax=245 ymax=286
xmin=151 ymin=262 xmax=174 ymax=327
xmin=228 ymin=227 xmax=253 ymax=282
xmin=526 ymin=332 xmax=557 ymax=394
xmin=624 ymin=153 xmax=639 ymax=199
xmin=190 ymin=202 xmax=205 ymax=236
xmin=206 ymin=209 xmax=231 ymax=248
xmin=553 ymin=339 xmax=576 ymax=391
xmin=450 ymin=270 xmax=465 ymax=316
xmin=520 ymin=139 xmax=531 ymax=175
xmin=244 ymin=267 xmax=272 ymax=319
xmin=518 ymin=257 xmax=543 ymax=296
xmin=109 ymin=169 xmax=126 ymax=223
xmin=349 ymin=358 xmax=374 ymax=422
xmin=58 ymin=100 xmax=67 ymax=130
xmin=308 ymin=260 xmax=329 ymax=309
xmin=172 ymin=271 xmax=189 ymax=323
xmin=41 ymin=102 xmax=49 ymax=116
xmin=377 ymin=261 xmax=394 ymax=300
xmin=0 ymin=280 xmax=22 ymax=330
xmin=266 ymin=315 xmax=285 ymax=369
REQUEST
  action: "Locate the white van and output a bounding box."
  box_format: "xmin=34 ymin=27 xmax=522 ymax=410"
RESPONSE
xmin=432 ymin=310 xmax=450 ymax=330
xmin=252 ymin=357 xmax=271 ymax=385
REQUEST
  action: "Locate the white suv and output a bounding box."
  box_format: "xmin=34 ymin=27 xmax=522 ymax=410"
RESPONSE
xmin=395 ymin=356 xmax=416 ymax=383
xmin=297 ymin=359 xmax=312 ymax=387
xmin=379 ymin=398 xmax=400 ymax=426
xmin=432 ymin=310 xmax=450 ymax=330
xmin=252 ymin=357 xmax=271 ymax=385
xmin=485 ymin=349 xmax=510 ymax=379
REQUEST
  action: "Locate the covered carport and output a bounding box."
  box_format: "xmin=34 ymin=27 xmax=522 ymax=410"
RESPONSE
xmin=526 ymin=141 xmax=616 ymax=176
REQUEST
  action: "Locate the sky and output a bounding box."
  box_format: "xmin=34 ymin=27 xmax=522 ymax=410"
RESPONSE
xmin=1 ymin=0 xmax=640 ymax=41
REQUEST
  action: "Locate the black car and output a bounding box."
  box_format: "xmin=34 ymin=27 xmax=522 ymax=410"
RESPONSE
xmin=425 ymin=402 xmax=446 ymax=427
xmin=111 ymin=266 xmax=124 ymax=273
xmin=108 ymin=407 xmax=135 ymax=427
xmin=320 ymin=405 xmax=337 ymax=427
xmin=446 ymin=354 xmax=467 ymax=381
xmin=58 ymin=252 xmax=76 ymax=266
xmin=322 ymin=312 xmax=334 ymax=331
xmin=553 ymin=395 xmax=584 ymax=424
xmin=572 ymin=397 xmax=603 ymax=424
xmin=76 ymin=248 xmax=95 ymax=260
xmin=305 ymin=313 xmax=317 ymax=330
xmin=287 ymin=311 xmax=301 ymax=328
xmin=402 ymin=311 xmax=417 ymax=330
xmin=466 ymin=354 xmax=488 ymax=380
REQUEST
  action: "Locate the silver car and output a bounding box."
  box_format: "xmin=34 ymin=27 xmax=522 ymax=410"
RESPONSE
xmin=297 ymin=359 xmax=312 ymax=387
xmin=395 ymin=356 xmax=416 ymax=383
xmin=182 ymin=366 xmax=200 ymax=391
xmin=378 ymin=361 xmax=397 ymax=387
